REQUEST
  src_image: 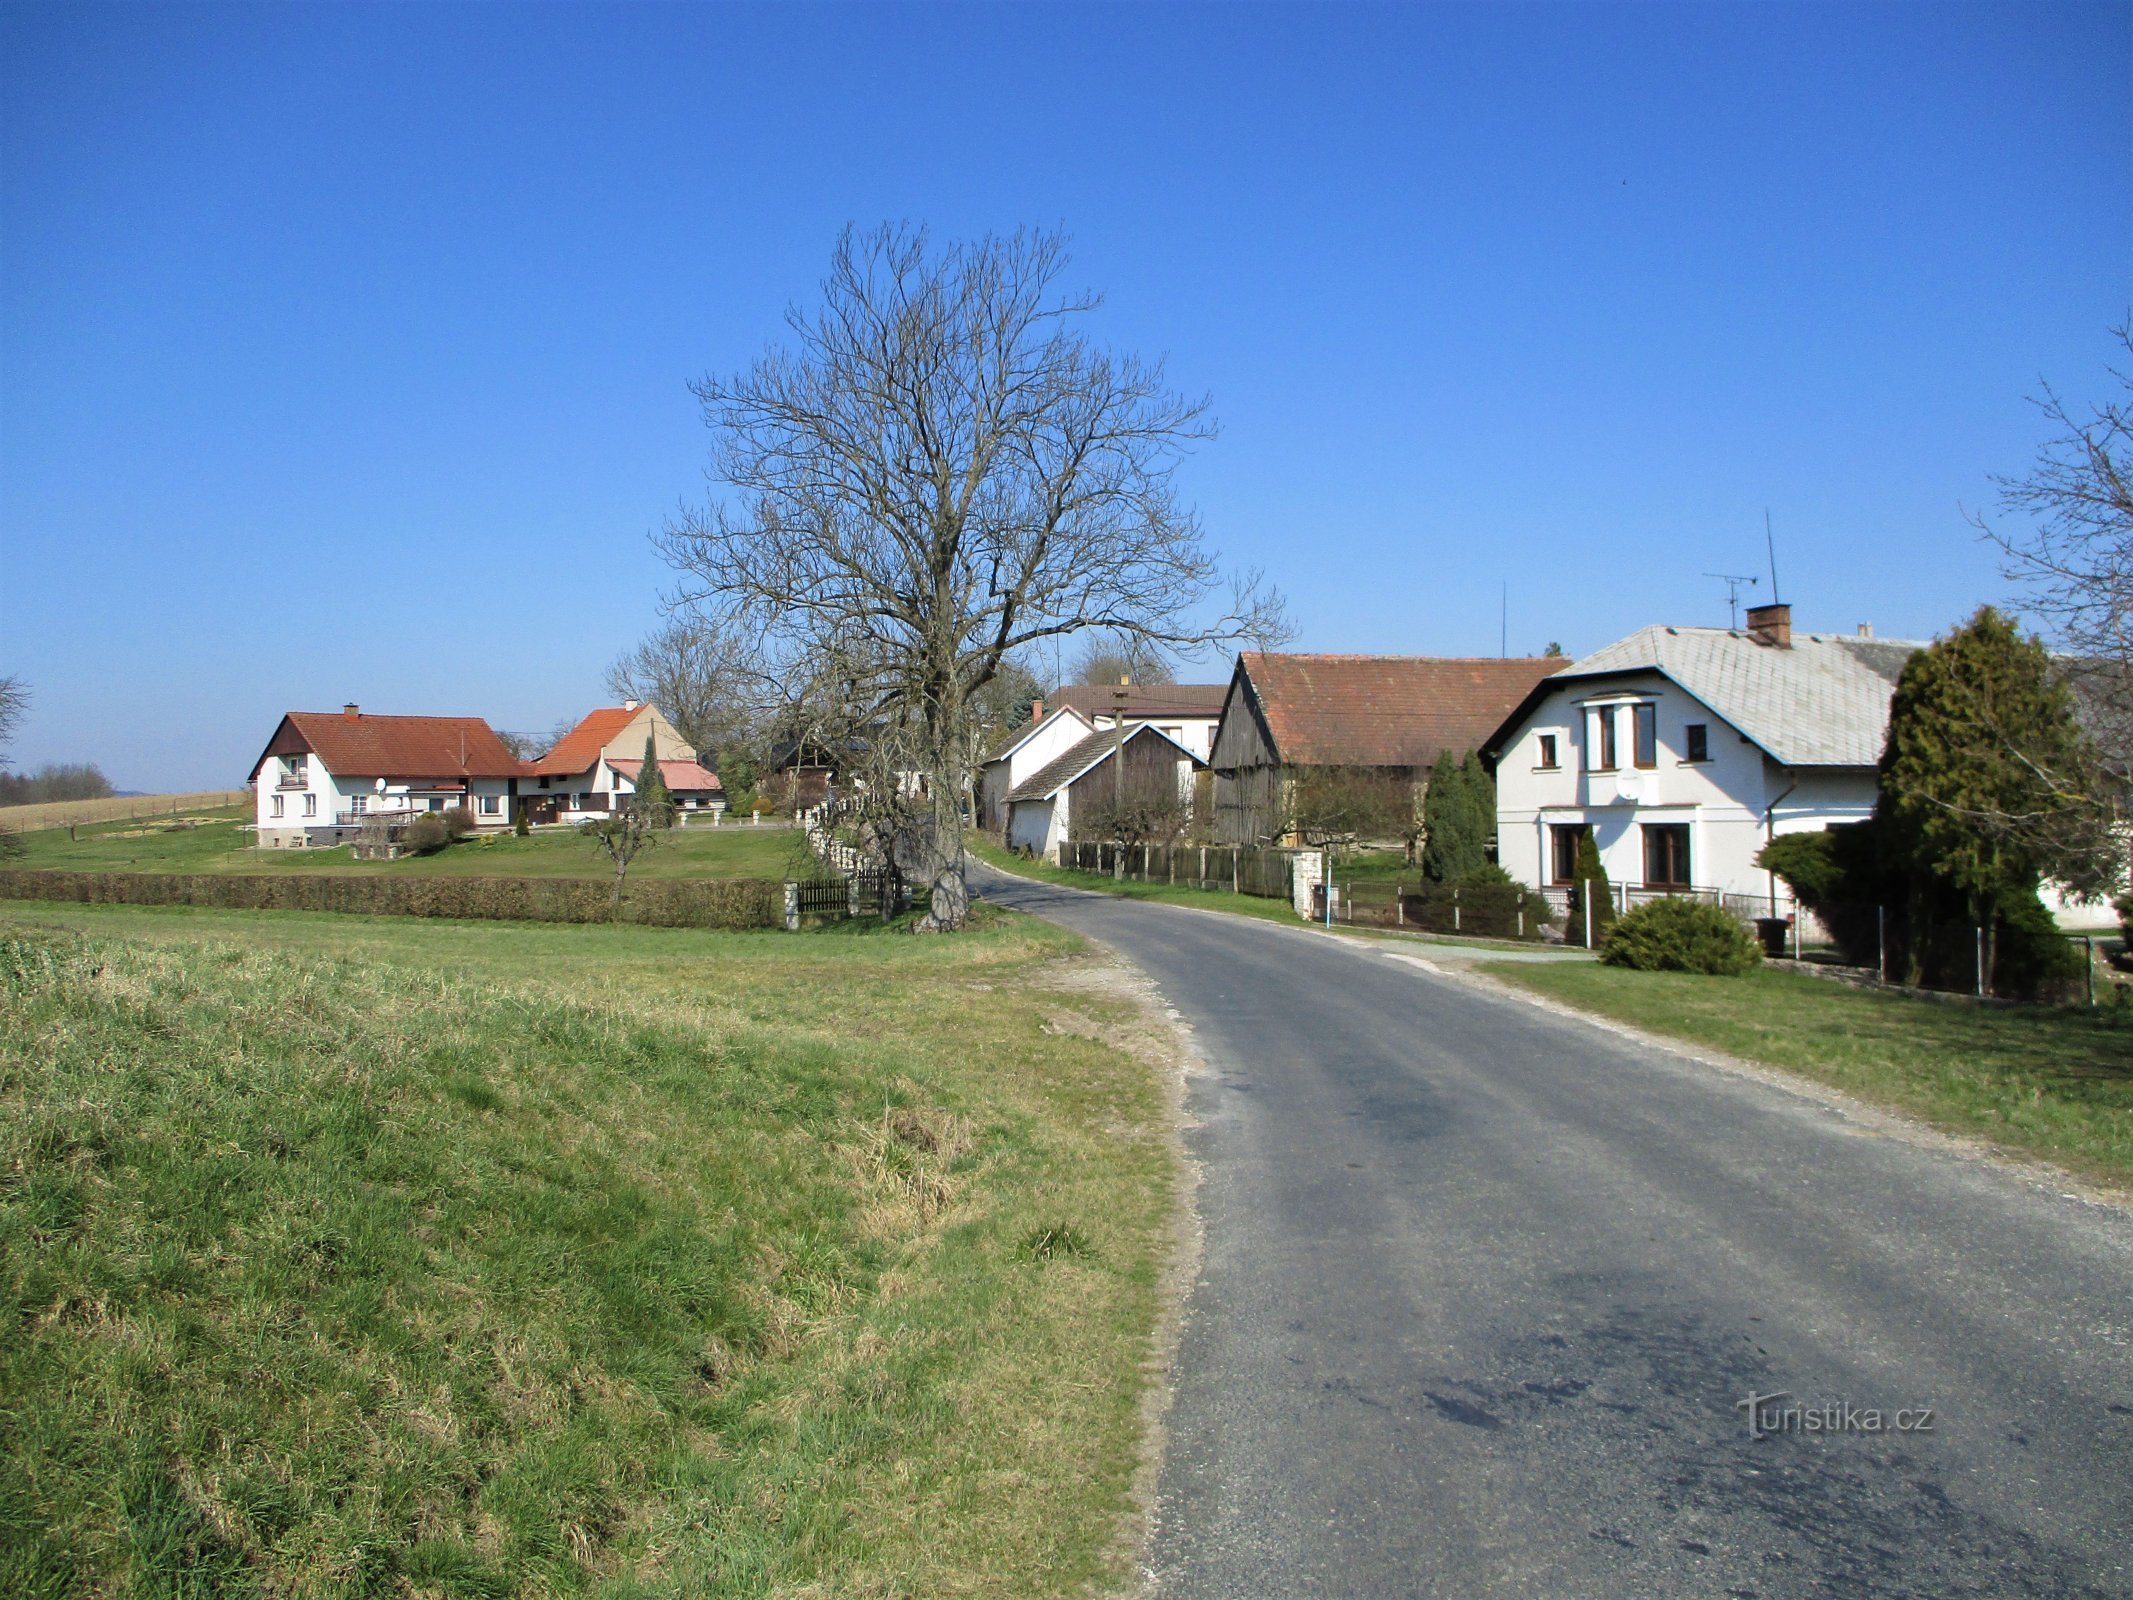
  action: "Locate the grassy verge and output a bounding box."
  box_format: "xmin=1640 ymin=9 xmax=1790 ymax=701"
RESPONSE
xmin=0 ymin=899 xmax=1178 ymax=1597
xmin=1485 ymin=961 xmax=2133 ymax=1191
xmin=967 ymin=836 xmax=1299 ymax=924
xmin=11 ymin=811 xmax=814 ymax=880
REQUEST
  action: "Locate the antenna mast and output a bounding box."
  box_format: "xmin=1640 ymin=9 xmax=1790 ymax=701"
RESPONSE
xmin=1765 ymin=509 xmax=1781 ymax=603
xmin=1500 ymin=581 xmax=1507 ymax=658
xmin=1703 ymin=572 xmax=1760 ymax=629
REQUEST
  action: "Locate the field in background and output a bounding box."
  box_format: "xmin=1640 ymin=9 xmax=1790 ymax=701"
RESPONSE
xmin=0 ymin=899 xmax=1178 ymax=1597
xmin=10 ymin=811 xmax=813 ymax=881
xmin=0 ymin=790 xmax=248 ymax=830
xmin=1487 ymin=960 xmax=2133 ymax=1192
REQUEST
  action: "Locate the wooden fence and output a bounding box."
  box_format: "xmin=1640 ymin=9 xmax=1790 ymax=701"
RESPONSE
xmin=1063 ymin=841 xmax=1298 ymax=901
xmin=782 ymin=872 xmax=904 ymax=928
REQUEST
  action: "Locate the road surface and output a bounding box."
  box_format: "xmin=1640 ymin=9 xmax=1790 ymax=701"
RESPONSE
xmin=971 ymin=863 xmax=2133 ymax=1599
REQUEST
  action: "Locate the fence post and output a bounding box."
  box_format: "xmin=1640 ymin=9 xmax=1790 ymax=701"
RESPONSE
xmin=1199 ymin=846 xmax=1207 ymax=886
xmin=848 ymin=875 xmax=861 ymax=919
xmin=782 ymin=881 xmax=800 ymax=932
xmin=2086 ymin=936 xmax=2096 ymax=1008
xmin=1876 ymin=905 xmax=1886 ymax=984
xmin=1974 ymin=925 xmax=1984 ymax=998
xmin=1233 ymin=851 xmax=1240 ymax=894
xmin=1453 ymin=886 xmax=1461 ymax=933
xmin=1396 ymin=882 xmax=1403 ymax=927
xmin=1585 ymin=881 xmax=1595 ymax=950
xmin=1517 ymin=906 xmax=1524 ymax=939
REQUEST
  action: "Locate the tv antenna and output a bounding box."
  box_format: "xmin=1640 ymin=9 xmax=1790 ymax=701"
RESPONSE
xmin=1704 ymin=572 xmax=1760 ymax=628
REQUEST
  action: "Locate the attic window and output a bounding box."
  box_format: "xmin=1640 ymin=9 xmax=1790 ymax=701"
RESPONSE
xmin=1685 ymin=724 xmax=1709 ymax=763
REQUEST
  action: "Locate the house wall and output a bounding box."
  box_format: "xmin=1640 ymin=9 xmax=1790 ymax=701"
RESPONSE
xmin=1085 ymin=711 xmax=1218 ymax=763
xmin=1006 ymin=796 xmax=1069 ymax=860
xmin=1210 ymin=683 xmax=1279 ymax=844
xmin=1495 ymin=671 xmax=1875 ymax=909
xmin=1065 ymin=733 xmax=1192 ymax=828
xmin=980 ymin=711 xmax=1094 ymax=829
xmin=255 ymin=758 xmax=515 ymax=847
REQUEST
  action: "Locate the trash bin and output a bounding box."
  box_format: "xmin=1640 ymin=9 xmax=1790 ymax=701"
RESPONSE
xmin=1755 ymin=916 xmax=1792 ymax=958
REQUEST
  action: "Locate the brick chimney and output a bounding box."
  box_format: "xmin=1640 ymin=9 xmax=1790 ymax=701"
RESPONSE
xmin=342 ymin=702 xmax=360 ymax=720
xmin=1745 ymin=602 xmax=1792 ymax=649
xmin=1030 ymin=698 xmax=1045 ymax=722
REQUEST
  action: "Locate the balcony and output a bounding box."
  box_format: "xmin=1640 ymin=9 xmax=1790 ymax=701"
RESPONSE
xmin=276 ymin=772 xmax=308 ymax=789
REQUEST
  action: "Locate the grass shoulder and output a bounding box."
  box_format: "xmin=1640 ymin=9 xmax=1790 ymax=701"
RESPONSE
xmin=0 ymin=899 xmax=1179 ymax=1596
xmin=1484 ymin=959 xmax=2133 ymax=1193
xmin=967 ymin=835 xmax=1299 ymax=924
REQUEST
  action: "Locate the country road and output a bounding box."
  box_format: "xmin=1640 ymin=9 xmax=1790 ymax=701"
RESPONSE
xmin=969 ymin=862 xmax=2133 ymax=1599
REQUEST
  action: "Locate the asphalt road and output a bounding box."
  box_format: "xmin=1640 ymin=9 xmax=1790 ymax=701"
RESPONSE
xmin=969 ymin=863 xmax=2133 ymax=1599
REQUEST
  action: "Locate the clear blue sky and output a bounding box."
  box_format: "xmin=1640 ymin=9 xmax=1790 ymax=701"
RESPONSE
xmin=2 ymin=1 xmax=2126 ymax=790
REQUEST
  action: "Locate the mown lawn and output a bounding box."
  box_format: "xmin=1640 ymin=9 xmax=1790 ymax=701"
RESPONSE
xmin=11 ymin=809 xmax=814 ymax=880
xmin=1487 ymin=961 xmax=2133 ymax=1191
xmin=0 ymin=899 xmax=1179 ymax=1598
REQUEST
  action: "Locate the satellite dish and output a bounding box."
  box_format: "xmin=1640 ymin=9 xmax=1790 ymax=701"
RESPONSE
xmin=375 ymin=777 xmax=387 ymax=793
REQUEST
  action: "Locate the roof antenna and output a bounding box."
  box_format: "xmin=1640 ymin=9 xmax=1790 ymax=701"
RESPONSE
xmin=1765 ymin=508 xmax=1781 ymax=604
xmin=1500 ymin=581 xmax=1507 ymax=658
xmin=1703 ymin=571 xmax=1759 ymax=629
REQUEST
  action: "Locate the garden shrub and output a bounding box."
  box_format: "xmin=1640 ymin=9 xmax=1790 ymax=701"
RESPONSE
xmin=1600 ymin=897 xmax=1761 ymax=975
xmin=442 ymin=806 xmax=478 ymax=842
xmin=1398 ymin=863 xmax=1552 ymax=940
xmin=402 ymin=814 xmax=451 ymax=855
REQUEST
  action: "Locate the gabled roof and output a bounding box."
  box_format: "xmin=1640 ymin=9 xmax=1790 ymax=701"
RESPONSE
xmin=981 ymin=705 xmax=1094 ymax=766
xmin=250 ymin=711 xmax=522 ymax=781
xmin=1007 ymin=723 xmax=1206 ymax=803
xmin=527 ymin=705 xmax=641 ymax=776
xmin=609 ymin=757 xmax=723 ymax=793
xmin=1236 ymin=653 xmax=1567 ymax=768
xmin=1495 ymin=625 xmax=1925 ymax=767
xmin=1048 ymin=682 xmax=1228 ymax=720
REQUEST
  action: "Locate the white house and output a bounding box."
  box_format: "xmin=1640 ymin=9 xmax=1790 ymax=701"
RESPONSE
xmin=1044 ymin=682 xmax=1227 ymax=762
xmin=1482 ymin=605 xmax=1924 ymax=917
xmin=249 ymin=705 xmax=524 ymax=848
xmin=1004 ymin=722 xmax=1206 ymax=862
xmin=520 ymin=701 xmax=724 ymax=825
xmin=977 ymin=704 xmax=1094 ymax=830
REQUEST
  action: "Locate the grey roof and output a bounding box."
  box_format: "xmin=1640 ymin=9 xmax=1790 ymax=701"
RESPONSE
xmin=1006 ymin=723 xmax=1205 ymax=803
xmin=1553 ymin=625 xmax=1927 ymax=767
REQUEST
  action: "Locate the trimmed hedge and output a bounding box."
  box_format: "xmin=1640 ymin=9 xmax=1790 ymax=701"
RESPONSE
xmin=1396 ymin=868 xmax=1553 ymax=941
xmin=0 ymin=869 xmax=784 ymax=930
xmin=1600 ymin=896 xmax=1761 ymax=976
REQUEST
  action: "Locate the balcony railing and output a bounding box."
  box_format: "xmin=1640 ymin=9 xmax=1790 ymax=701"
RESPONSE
xmin=276 ymin=772 xmax=308 ymax=789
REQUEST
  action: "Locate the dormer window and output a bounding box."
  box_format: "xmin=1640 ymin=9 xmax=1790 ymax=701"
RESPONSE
xmin=1585 ymin=707 xmax=1618 ymax=772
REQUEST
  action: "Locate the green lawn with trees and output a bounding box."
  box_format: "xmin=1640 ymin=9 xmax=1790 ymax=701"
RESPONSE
xmin=0 ymin=898 xmax=1181 ymax=1598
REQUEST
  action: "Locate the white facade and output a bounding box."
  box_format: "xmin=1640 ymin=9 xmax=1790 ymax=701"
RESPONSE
xmin=254 ymin=752 xmax=515 ymax=849
xmin=1494 ymin=670 xmax=1876 ymax=916
xmin=979 ymin=708 xmax=1094 ymax=830
xmin=1081 ymin=707 xmax=1219 ymax=763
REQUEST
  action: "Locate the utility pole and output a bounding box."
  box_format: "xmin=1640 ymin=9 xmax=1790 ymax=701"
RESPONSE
xmin=1112 ymin=675 xmax=1129 ymax=877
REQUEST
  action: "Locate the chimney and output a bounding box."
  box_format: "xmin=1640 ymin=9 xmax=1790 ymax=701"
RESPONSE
xmin=1030 ymin=698 xmax=1045 ymax=722
xmin=342 ymin=702 xmax=360 ymax=720
xmin=1745 ymin=602 xmax=1792 ymax=649
xmin=1858 ymin=623 xmax=1874 ymax=638
xmin=624 ymin=698 xmax=640 ymax=712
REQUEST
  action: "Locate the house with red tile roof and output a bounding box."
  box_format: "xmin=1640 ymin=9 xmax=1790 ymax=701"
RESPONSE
xmin=248 ymin=704 xmax=526 ymax=848
xmin=1209 ymin=652 xmax=1568 ymax=847
xmin=519 ymin=701 xmax=724 ymax=826
xmin=1041 ymin=682 xmax=1228 ymax=762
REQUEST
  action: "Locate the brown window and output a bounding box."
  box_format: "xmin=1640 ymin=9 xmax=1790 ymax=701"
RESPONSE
xmin=1643 ymin=824 xmax=1691 ymax=889
xmin=1586 ymin=708 xmax=1616 ymax=771
xmin=1633 ymin=704 xmax=1657 ymax=769
xmin=1684 ymin=724 xmax=1709 ymax=762
xmin=1537 ymin=734 xmax=1558 ymax=769
xmin=1550 ymin=823 xmax=1584 ymax=885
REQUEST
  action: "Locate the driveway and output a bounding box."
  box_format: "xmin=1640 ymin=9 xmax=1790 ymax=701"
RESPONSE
xmin=970 ymin=863 xmax=2133 ymax=1599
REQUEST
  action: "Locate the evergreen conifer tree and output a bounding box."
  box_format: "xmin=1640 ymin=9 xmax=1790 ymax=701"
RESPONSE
xmin=1562 ymin=827 xmax=1615 ymax=947
xmin=636 ymin=734 xmax=674 ymax=826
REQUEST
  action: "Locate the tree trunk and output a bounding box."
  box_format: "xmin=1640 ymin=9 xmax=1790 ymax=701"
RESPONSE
xmin=916 ymin=761 xmax=971 ymax=932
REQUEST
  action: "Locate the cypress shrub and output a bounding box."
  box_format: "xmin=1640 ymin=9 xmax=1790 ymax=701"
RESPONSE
xmin=0 ymin=870 xmax=784 ymax=930
xmin=1600 ymin=897 xmax=1761 ymax=975
xmin=1561 ymin=828 xmax=1614 ymax=947
xmin=1397 ymin=864 xmax=1551 ymax=940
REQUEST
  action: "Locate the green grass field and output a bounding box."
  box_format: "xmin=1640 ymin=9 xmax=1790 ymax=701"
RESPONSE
xmin=0 ymin=899 xmax=1179 ymax=1597
xmin=11 ymin=808 xmax=815 ymax=881
xmin=1487 ymin=961 xmax=2133 ymax=1192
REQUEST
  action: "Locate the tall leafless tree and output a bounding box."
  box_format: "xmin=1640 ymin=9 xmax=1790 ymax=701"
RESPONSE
xmin=658 ymin=225 xmax=1288 ymax=928
xmin=1979 ymin=320 xmax=2133 ymax=778
xmin=604 ymin=609 xmax=765 ymax=758
xmin=1068 ymin=631 xmax=1175 ymax=689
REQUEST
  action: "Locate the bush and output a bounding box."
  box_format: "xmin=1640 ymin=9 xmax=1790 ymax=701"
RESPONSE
xmin=1397 ymin=863 xmax=1552 ymax=940
xmin=514 ymin=810 xmax=531 ymax=837
xmin=0 ymin=869 xmax=784 ymax=930
xmin=1991 ymin=891 xmax=2088 ymax=1003
xmin=442 ymin=805 xmax=478 ymax=841
xmin=1601 ymin=897 xmax=1762 ymax=975
xmin=402 ymin=813 xmax=451 ymax=855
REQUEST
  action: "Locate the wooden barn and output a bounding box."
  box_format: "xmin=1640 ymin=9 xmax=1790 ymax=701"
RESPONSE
xmin=1210 ymin=652 xmax=1567 ymax=847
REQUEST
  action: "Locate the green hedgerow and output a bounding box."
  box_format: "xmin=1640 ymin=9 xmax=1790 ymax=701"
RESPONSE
xmin=1600 ymin=896 xmax=1762 ymax=976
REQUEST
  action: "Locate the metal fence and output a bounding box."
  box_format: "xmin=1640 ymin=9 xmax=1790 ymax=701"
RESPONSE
xmin=1063 ymin=841 xmax=1298 ymax=901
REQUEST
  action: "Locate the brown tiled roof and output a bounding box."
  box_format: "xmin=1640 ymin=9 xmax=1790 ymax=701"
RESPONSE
xmin=259 ymin=712 xmax=523 ymax=780
xmin=1007 ymin=724 xmax=1204 ymax=803
xmin=1238 ymin=653 xmax=1569 ymax=768
xmin=1048 ymin=682 xmax=1228 ymax=720
xmin=610 ymin=757 xmax=723 ymax=793
xmin=527 ymin=705 xmax=639 ymax=776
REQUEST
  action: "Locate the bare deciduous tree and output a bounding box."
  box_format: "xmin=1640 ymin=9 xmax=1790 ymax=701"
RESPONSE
xmin=1067 ymin=632 xmax=1175 ymax=689
xmin=1979 ymin=320 xmax=2133 ymax=777
xmin=580 ymin=795 xmax=666 ymax=914
xmin=604 ymin=610 xmax=764 ymax=758
xmin=658 ymin=225 xmax=1288 ymax=928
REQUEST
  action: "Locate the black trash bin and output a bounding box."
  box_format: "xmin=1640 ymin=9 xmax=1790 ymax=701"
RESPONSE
xmin=1755 ymin=916 xmax=1792 ymax=958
